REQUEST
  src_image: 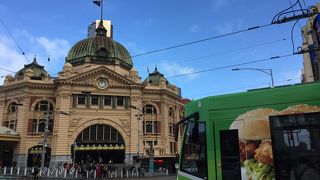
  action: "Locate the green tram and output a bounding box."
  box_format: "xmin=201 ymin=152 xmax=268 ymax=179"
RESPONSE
xmin=175 ymin=82 xmax=320 ymax=180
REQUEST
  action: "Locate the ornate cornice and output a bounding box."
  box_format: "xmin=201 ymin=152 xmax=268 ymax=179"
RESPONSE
xmin=55 ymin=66 xmax=143 ymax=88
xmin=143 ymin=89 xmax=181 ymax=99
xmin=0 ymin=82 xmax=56 ymax=92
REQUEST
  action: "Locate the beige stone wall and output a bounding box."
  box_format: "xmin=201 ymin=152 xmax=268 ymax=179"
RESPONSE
xmin=0 ymin=63 xmax=184 ymax=166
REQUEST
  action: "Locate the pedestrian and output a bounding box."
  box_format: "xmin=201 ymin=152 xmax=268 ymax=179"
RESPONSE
xmin=31 ymin=165 xmax=39 ymax=180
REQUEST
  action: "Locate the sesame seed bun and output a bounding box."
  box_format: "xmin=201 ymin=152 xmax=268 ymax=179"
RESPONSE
xmin=275 ymin=104 xmax=320 ymax=115
xmin=230 ymin=108 xmax=278 ymax=140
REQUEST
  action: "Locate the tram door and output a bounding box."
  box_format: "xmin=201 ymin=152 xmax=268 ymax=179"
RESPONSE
xmin=219 ymin=130 xmax=241 ymax=180
xmin=270 ymin=112 xmax=320 ymax=180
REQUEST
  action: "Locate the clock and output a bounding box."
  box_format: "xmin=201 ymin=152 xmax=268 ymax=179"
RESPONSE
xmin=97 ymin=79 xmax=108 ymax=89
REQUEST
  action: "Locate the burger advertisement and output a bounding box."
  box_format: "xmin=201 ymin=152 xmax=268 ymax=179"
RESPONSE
xmin=228 ymin=104 xmax=320 ymax=180
xmin=230 ymin=108 xmax=277 ymax=180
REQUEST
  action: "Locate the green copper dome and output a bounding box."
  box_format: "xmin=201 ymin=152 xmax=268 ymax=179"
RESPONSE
xmin=66 ymin=22 xmax=133 ymax=69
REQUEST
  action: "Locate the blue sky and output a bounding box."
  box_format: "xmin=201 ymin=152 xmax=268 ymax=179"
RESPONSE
xmin=0 ymin=0 xmax=318 ymax=99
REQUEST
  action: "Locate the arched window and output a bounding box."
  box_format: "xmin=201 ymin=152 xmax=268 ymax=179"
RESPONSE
xmin=76 ymin=124 xmax=124 ymax=144
xmin=4 ymin=102 xmax=20 ymax=131
xmin=169 ymin=107 xmax=175 ymax=119
xmin=142 ymin=104 xmax=159 ymax=134
xmin=143 ymin=104 xmax=157 ymax=114
xmin=32 ymin=101 xmax=54 ymax=135
xmin=168 ymin=107 xmax=175 ymax=135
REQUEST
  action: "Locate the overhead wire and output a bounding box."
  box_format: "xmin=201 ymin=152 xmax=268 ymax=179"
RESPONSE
xmin=163 ymin=38 xmax=289 ymax=64
xmin=0 ymin=51 xmax=297 ymax=79
xmin=1 ymin=1 xmax=316 ymax=80
xmin=130 ymin=23 xmax=274 ymax=59
xmin=166 ymin=53 xmax=294 ymax=78
xmin=185 ymin=77 xmax=301 ymax=99
xmin=0 ymin=67 xmax=16 ymax=73
xmin=0 ymin=17 xmax=30 ymax=63
xmin=287 ymin=0 xmax=310 ymax=54
xmin=48 ymin=37 xmax=291 ymax=76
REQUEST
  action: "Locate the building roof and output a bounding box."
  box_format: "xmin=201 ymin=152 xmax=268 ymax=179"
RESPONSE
xmin=66 ymin=20 xmax=132 ymax=68
xmin=143 ymin=67 xmax=170 ymax=85
xmin=14 ymin=57 xmax=49 ymax=79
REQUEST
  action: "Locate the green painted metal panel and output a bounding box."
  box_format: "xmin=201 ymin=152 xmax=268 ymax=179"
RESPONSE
xmin=179 ymin=82 xmax=320 ymax=180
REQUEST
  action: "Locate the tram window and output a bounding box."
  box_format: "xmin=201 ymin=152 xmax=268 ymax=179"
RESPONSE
xmin=270 ymin=112 xmax=320 ymax=180
xmin=180 ymin=121 xmax=207 ymax=179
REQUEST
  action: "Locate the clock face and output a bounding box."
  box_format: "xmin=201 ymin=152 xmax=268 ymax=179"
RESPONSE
xmin=97 ymin=79 xmax=107 ymax=89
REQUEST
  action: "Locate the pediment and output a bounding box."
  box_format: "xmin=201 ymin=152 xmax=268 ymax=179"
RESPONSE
xmin=55 ymin=66 xmax=138 ymax=88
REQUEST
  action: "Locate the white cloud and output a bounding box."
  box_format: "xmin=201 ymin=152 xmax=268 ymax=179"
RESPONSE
xmin=0 ymin=35 xmax=27 ymax=78
xmin=124 ymin=41 xmax=146 ymax=55
xmin=278 ymin=70 xmax=301 ymax=85
xmin=158 ymin=62 xmax=199 ymax=81
xmin=189 ymin=25 xmax=200 ymax=33
xmin=0 ymin=32 xmax=71 ymax=85
xmin=35 ymin=37 xmax=70 ymax=61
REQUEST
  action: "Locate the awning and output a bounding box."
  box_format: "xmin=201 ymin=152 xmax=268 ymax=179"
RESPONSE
xmin=0 ymin=134 xmax=20 ymax=142
xmin=75 ymin=144 xmax=125 ymax=151
xmin=0 ymin=126 xmax=20 ymax=142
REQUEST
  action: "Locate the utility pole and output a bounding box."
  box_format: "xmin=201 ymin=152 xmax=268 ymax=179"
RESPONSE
xmin=41 ymin=102 xmax=50 ymax=170
xmin=149 ymin=142 xmax=154 ymax=176
xmin=73 ymin=142 xmax=77 ymax=166
xmin=135 ymin=113 xmax=142 ymax=166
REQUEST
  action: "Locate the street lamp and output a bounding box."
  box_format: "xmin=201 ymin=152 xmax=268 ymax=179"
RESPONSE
xmin=40 ymin=102 xmax=50 ymax=171
xmin=130 ymin=105 xmax=143 ymax=166
xmin=72 ymin=142 xmax=77 ymax=166
xmin=232 ymin=68 xmax=275 ymax=88
xmin=135 ymin=113 xmax=142 ymax=163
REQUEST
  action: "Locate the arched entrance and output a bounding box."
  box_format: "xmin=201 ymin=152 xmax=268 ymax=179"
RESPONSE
xmin=73 ymin=124 xmax=125 ymax=164
xmin=27 ymin=145 xmax=51 ymax=167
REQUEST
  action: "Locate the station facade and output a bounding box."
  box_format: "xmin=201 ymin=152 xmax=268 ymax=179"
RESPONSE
xmin=0 ymin=21 xmax=185 ymax=170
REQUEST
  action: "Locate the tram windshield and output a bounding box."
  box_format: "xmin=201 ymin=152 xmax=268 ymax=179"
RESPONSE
xmin=180 ymin=121 xmax=208 ymax=179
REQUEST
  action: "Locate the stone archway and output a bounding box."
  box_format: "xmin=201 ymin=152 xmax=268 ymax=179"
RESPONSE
xmin=72 ymin=118 xmax=129 ymax=143
xmin=71 ymin=119 xmax=129 ymax=164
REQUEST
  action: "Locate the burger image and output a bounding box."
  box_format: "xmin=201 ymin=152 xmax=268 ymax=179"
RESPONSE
xmin=230 ymin=108 xmax=278 ymax=180
xmin=275 ymin=104 xmax=320 ymax=115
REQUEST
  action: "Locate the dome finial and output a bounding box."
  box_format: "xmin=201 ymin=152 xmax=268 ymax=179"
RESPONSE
xmin=96 ymin=20 xmax=107 ymax=36
xmin=33 ymin=55 xmax=37 ymax=62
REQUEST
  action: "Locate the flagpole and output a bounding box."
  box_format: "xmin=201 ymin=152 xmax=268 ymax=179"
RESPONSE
xmin=101 ymin=0 xmax=103 ymax=20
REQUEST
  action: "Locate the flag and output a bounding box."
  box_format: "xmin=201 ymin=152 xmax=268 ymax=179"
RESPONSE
xmin=93 ymin=0 xmax=102 ymax=7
